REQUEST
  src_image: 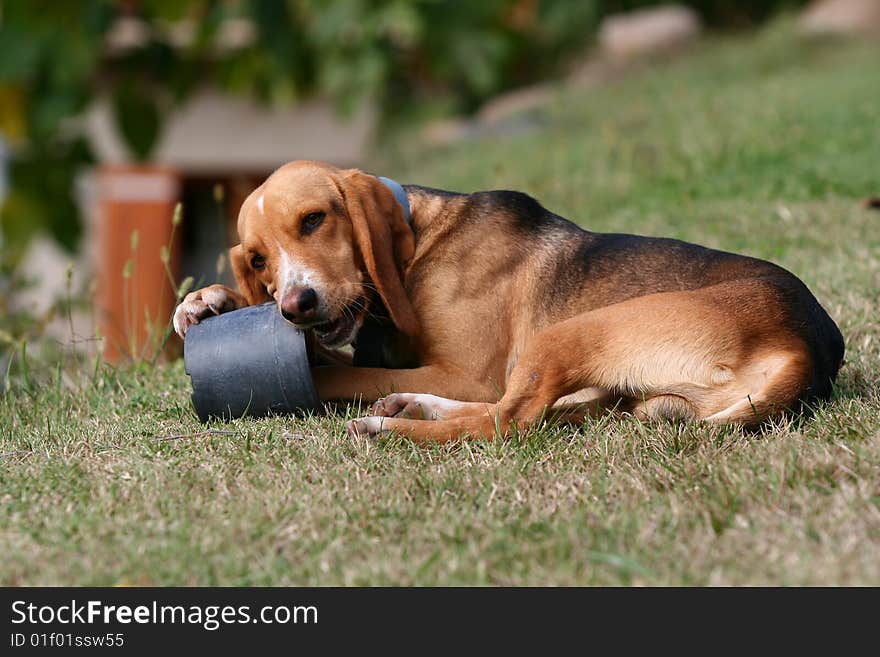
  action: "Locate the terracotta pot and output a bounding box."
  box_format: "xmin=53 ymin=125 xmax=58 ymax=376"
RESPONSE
xmin=95 ymin=164 xmax=180 ymax=362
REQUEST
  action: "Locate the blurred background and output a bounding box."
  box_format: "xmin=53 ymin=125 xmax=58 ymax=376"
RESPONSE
xmin=0 ymin=0 xmax=876 ymax=364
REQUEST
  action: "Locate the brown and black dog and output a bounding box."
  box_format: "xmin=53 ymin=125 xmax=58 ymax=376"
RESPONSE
xmin=173 ymin=160 xmax=844 ymax=443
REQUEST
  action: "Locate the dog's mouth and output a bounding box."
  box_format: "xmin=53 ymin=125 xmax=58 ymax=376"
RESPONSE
xmin=312 ymin=297 xmax=367 ymax=348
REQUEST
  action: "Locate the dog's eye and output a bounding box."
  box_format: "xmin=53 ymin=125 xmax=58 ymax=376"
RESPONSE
xmin=250 ymin=254 xmax=266 ymax=271
xmin=301 ymin=211 xmax=325 ymax=234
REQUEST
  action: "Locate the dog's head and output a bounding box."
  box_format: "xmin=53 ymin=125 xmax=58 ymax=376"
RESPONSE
xmin=230 ymin=160 xmax=419 ymax=348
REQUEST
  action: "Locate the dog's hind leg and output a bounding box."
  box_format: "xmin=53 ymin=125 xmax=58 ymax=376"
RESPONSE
xmin=702 ymin=350 xmax=811 ymax=424
xmin=630 ymin=394 xmax=697 ymax=422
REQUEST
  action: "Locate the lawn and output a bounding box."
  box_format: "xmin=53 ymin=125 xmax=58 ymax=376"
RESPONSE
xmin=2 ymin=21 xmax=879 ymax=586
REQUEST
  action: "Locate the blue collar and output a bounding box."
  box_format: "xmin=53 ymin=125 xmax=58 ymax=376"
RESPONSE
xmin=377 ymin=176 xmax=411 ymax=225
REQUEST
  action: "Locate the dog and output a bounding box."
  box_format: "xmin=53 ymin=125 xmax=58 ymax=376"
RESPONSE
xmin=173 ymin=160 xmax=845 ymax=443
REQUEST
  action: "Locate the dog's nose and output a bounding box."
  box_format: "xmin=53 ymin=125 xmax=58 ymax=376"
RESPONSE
xmin=280 ymin=287 xmax=318 ymax=323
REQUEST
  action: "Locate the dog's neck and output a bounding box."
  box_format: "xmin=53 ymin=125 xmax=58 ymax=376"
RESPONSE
xmin=376 ymin=176 xmax=411 ymax=225
xmin=400 ymin=186 xmax=468 ymax=235
xmin=387 ymin=185 xmax=471 ymax=281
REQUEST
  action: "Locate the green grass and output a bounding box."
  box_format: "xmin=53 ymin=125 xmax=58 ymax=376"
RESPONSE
xmin=2 ymin=21 xmax=879 ymax=585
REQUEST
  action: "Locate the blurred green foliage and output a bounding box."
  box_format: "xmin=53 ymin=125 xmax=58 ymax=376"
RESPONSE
xmin=0 ymin=0 xmax=600 ymax=263
xmin=603 ymin=1 xmax=808 ymax=27
xmin=0 ymin=0 xmax=805 ymax=263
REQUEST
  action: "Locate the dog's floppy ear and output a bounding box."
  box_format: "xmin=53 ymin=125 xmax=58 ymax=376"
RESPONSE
xmin=340 ymin=170 xmax=419 ymax=337
xmin=230 ymin=244 xmax=271 ymax=306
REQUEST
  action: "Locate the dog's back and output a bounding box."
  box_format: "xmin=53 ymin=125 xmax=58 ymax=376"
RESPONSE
xmin=459 ymin=189 xmax=845 ymax=403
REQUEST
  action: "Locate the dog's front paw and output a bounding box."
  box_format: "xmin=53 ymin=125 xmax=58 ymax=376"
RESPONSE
xmin=372 ymin=394 xmax=409 ymax=418
xmin=346 ymin=416 xmax=389 ymax=440
xmin=372 ymin=393 xmax=441 ymax=420
xmin=173 ymin=285 xmax=243 ymax=338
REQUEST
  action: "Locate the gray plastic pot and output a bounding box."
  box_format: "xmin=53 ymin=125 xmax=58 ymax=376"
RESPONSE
xmin=183 ymin=302 xmax=320 ymax=421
